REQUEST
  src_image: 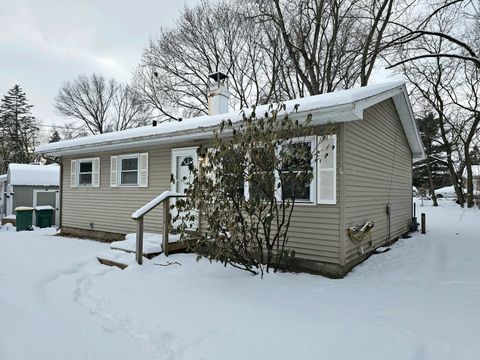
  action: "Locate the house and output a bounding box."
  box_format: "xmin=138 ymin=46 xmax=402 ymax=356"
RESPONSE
xmin=465 ymin=165 xmax=480 ymax=195
xmin=1 ymin=164 xmax=60 ymax=226
xmin=36 ymin=78 xmax=424 ymax=277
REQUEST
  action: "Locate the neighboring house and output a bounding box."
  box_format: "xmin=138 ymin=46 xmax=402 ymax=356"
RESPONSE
xmin=36 ymin=79 xmax=424 ymax=277
xmin=2 ymin=164 xmax=60 ymax=226
xmin=465 ymin=165 xmax=480 ymax=195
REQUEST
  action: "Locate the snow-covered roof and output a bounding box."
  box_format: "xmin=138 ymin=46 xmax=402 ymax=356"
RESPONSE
xmin=8 ymin=164 xmax=60 ymax=186
xmin=36 ymin=81 xmax=425 ymax=160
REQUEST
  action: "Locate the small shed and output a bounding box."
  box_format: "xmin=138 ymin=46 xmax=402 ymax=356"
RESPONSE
xmin=3 ymin=164 xmax=60 ymax=226
xmin=468 ymin=165 xmax=480 ymax=194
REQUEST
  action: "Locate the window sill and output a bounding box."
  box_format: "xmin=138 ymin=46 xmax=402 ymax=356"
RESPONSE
xmin=291 ymin=200 xmax=317 ymax=206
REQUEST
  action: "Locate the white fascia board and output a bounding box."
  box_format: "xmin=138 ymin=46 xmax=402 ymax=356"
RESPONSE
xmin=350 ymin=85 xmax=425 ymax=162
xmin=42 ymin=128 xmax=220 ymax=157
xmin=38 ymin=85 xmax=419 ymax=158
xmin=39 ymin=105 xmax=360 ymax=157
xmin=392 ymin=92 xmax=426 ymax=161
xmin=351 ymin=85 xmax=405 ymax=118
xmin=305 ymin=104 xmax=360 ymax=125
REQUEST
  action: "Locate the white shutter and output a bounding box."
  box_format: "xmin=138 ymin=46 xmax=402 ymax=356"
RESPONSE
xmin=70 ymin=160 xmax=77 ymax=187
xmin=138 ymin=153 xmax=149 ymax=187
xmin=92 ymin=158 xmax=100 ymax=187
xmin=317 ymin=135 xmax=336 ymax=204
xmin=110 ymin=156 xmax=118 ymax=187
xmin=274 ymin=145 xmax=282 ymax=201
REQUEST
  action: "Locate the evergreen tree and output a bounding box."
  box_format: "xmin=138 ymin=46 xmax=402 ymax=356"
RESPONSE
xmin=413 ymin=113 xmax=450 ymax=205
xmin=49 ymin=130 xmax=61 ymax=143
xmin=42 ymin=129 xmax=62 ymax=165
xmin=0 ymin=85 xmax=39 ymax=173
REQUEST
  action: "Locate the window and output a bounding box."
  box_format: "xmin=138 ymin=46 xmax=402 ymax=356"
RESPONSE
xmin=110 ymin=153 xmax=148 ymax=188
xmin=248 ymin=147 xmax=275 ymax=200
xmin=180 ymin=156 xmax=193 ymax=168
xmin=120 ymin=156 xmax=139 ymax=185
xmin=317 ymin=135 xmax=336 ymax=204
xmin=223 ymin=148 xmax=246 ymax=198
xmin=280 ymin=140 xmax=315 ymax=202
xmin=78 ymin=160 xmax=93 ymax=186
xmin=70 ymin=158 xmax=100 ymax=188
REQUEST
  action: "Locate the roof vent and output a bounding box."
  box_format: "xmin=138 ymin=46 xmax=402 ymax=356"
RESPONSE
xmin=152 ymin=120 xmax=157 ymax=127
xmin=207 ymin=72 xmax=229 ymax=116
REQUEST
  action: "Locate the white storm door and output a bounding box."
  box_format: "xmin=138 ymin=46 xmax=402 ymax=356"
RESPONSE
xmin=7 ymin=185 xmax=13 ymax=216
xmin=33 ymin=189 xmax=58 ymax=226
xmin=171 ymin=148 xmax=198 ymax=229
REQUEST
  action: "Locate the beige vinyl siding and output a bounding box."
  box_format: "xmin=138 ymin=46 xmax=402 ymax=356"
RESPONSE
xmin=62 ymin=145 xmax=172 ymax=235
xmin=343 ymin=99 xmax=412 ymax=264
xmin=285 ymin=126 xmax=341 ymax=264
xmin=61 ymin=130 xmax=342 ymax=264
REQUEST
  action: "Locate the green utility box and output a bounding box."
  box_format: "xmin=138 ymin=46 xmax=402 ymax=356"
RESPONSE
xmin=15 ymin=207 xmax=34 ymax=231
xmin=35 ymin=206 xmax=54 ymax=228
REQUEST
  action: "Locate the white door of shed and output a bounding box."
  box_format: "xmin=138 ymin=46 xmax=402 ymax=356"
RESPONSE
xmin=33 ymin=189 xmax=59 ymax=226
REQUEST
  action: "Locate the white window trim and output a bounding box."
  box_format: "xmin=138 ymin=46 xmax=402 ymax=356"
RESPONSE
xmin=117 ymin=153 xmax=140 ymax=187
xmin=243 ymin=137 xmax=317 ymax=205
xmin=77 ymin=158 xmax=95 ymax=187
xmin=317 ymin=134 xmax=337 ymax=205
xmin=276 ymin=135 xmax=317 ymax=204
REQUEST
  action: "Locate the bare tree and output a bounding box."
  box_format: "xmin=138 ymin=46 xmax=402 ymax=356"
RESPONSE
xmin=55 ymin=74 xmax=117 ymax=134
xmin=58 ymin=122 xmax=89 ymax=140
xmin=442 ymin=61 xmax=480 ymax=206
xmin=387 ymin=0 xmax=480 ymax=69
xmin=254 ymin=0 xmax=363 ymax=94
xmin=134 ymin=0 xmax=406 ymax=121
xmin=394 ymin=6 xmax=480 ymax=206
xmin=112 ymin=84 xmax=152 ymax=131
xmin=55 ymin=74 xmax=152 ymax=134
xmin=134 ymin=0 xmax=275 ymax=120
xmin=252 ymin=0 xmax=407 ymax=93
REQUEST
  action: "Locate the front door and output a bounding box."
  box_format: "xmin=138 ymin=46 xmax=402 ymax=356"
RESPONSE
xmin=171 ymin=148 xmax=198 ymax=229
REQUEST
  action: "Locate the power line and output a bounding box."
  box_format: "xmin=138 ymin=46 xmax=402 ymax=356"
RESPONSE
xmin=36 ymin=123 xmax=85 ymax=130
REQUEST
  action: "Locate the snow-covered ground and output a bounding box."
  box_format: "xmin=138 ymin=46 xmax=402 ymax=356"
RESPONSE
xmin=0 ymin=199 xmax=478 ymax=360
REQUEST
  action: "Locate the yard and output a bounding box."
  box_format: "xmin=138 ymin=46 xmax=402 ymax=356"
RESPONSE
xmin=0 ymin=199 xmax=479 ymax=360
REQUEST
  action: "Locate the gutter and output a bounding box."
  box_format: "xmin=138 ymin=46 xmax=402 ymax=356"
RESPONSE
xmin=36 ymin=83 xmax=422 ymax=158
xmin=36 ymin=103 xmax=360 ymax=157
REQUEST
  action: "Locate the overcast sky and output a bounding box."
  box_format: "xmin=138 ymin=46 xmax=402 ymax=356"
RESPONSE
xmin=0 ymin=0 xmax=400 ymax=140
xmin=0 ymin=0 xmax=193 ymax=136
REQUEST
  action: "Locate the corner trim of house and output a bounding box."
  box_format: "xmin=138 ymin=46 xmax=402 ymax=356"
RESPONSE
xmin=338 ymin=123 xmax=346 ymax=266
xmin=59 ymin=159 xmax=63 ymax=228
